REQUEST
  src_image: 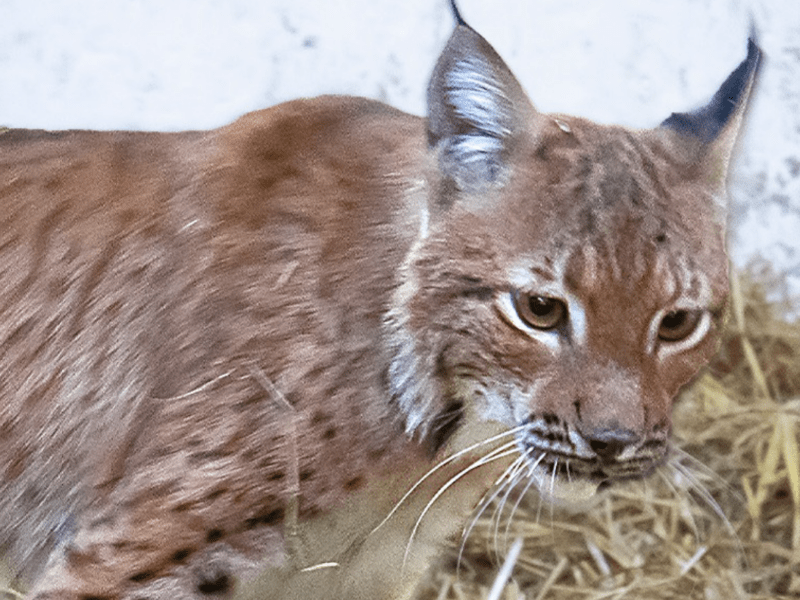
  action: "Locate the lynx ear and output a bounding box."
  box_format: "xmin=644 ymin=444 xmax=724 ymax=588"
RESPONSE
xmin=427 ymin=20 xmax=534 ymax=193
xmin=661 ymin=36 xmax=762 ymax=182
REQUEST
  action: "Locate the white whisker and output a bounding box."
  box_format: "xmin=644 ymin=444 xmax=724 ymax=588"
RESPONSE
xmin=663 ymin=451 xmax=748 ymax=569
xmin=547 ymin=458 xmax=559 ymax=523
xmin=502 ymin=451 xmax=543 ymax=545
xmin=530 ymin=453 xmax=549 ymax=525
xmin=670 ymin=461 xmax=742 ymax=545
xmin=403 ymin=444 xmax=519 ymax=569
xmin=370 ymin=426 xmax=524 ymax=537
xmin=456 ymin=454 xmax=524 ymax=575
xmin=656 ymin=467 xmax=702 ymax=543
xmin=670 ymin=447 xmax=743 ymax=503
xmin=490 ymin=453 xmax=533 ymax=558
xmin=490 ymin=456 xmax=529 ymax=562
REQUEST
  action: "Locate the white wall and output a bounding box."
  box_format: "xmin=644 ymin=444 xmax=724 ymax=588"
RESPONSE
xmin=2 ymin=0 xmax=799 ymax=302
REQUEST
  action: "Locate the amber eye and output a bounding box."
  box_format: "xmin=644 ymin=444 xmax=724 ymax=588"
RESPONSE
xmin=513 ymin=292 xmax=567 ymax=330
xmin=657 ymin=309 xmax=703 ymax=342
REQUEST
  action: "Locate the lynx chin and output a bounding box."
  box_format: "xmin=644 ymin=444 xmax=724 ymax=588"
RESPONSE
xmin=0 ymin=1 xmax=760 ymax=599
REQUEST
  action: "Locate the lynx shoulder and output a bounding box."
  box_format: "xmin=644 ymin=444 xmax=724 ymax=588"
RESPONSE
xmin=0 ymin=4 xmax=759 ymax=600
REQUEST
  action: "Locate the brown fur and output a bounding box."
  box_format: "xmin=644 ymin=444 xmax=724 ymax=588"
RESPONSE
xmin=0 ymin=13 xmax=757 ymax=600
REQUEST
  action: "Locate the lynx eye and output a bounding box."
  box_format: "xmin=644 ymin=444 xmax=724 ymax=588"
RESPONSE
xmin=657 ymin=309 xmax=703 ymax=342
xmin=513 ymin=292 xmax=567 ymax=330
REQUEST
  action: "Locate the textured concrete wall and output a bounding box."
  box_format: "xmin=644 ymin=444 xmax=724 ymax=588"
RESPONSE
xmin=1 ymin=0 xmax=798 ymax=299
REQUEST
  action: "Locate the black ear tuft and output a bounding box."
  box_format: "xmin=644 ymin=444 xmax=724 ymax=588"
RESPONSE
xmin=661 ymin=35 xmax=762 ymax=143
xmin=448 ymin=0 xmax=467 ymax=27
xmin=427 ymin=22 xmax=533 ymax=192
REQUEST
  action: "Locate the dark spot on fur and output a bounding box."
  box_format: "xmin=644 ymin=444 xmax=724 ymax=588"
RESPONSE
xmin=206 ymin=528 xmax=223 ymax=543
xmin=232 ymin=392 xmax=264 ymax=410
xmin=434 ymin=176 xmax=458 ymax=210
xmin=171 ymin=548 xmax=192 ymax=563
xmin=458 ymin=275 xmax=482 ymax=286
xmin=379 ymin=365 xmax=390 ymax=389
xmin=111 ymin=540 xmax=133 ymax=550
xmin=81 ymin=596 xmax=111 ymax=600
xmin=4 ymin=319 xmax=35 ymax=350
xmin=66 ymin=547 xmax=97 ymax=569
xmin=579 ymin=207 xmax=597 ymax=235
xmin=323 ymin=426 xmax=337 ymax=440
xmin=534 ymin=142 xmax=550 ymax=162
xmin=268 ymin=471 xmax=285 ymax=481
xmin=197 ymin=574 xmax=231 ymax=595
xmin=129 ymin=571 xmax=156 ymax=583
xmin=368 ymin=446 xmax=388 ymax=462
xmin=262 ymin=508 xmax=285 ymax=525
xmin=245 ymin=508 xmax=285 ymax=529
xmin=172 ymin=501 xmax=194 ymax=513
xmin=310 ymin=410 xmax=331 ymax=424
xmin=205 ymin=489 xmax=227 ymax=502
xmin=189 ymin=449 xmax=226 ymax=463
xmin=460 ymin=284 xmax=493 ymax=301
xmin=299 ymin=469 xmax=313 ymax=481
xmin=344 ymin=476 xmax=364 ymax=491
xmin=434 ymin=350 xmax=449 ymax=379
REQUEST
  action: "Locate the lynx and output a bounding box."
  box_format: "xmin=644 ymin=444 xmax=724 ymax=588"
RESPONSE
xmin=0 ymin=2 xmax=759 ymax=600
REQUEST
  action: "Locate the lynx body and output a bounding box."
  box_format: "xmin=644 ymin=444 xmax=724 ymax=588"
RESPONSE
xmin=0 ymin=5 xmax=759 ymax=600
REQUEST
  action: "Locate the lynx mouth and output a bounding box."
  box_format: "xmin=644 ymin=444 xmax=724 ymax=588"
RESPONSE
xmin=527 ymin=461 xmax=605 ymax=506
xmin=521 ymin=448 xmax=667 ymax=507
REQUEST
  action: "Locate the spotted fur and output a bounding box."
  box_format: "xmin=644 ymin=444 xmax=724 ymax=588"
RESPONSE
xmin=0 ymin=7 xmax=758 ymax=600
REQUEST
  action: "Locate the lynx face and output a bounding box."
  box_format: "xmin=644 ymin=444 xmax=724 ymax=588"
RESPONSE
xmin=386 ymin=23 xmax=759 ymax=503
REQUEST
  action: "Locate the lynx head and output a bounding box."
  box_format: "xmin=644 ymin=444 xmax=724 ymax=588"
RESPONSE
xmin=385 ymin=15 xmax=760 ymax=503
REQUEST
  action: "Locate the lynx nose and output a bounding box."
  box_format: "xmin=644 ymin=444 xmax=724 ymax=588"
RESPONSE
xmin=586 ymin=429 xmax=638 ymax=460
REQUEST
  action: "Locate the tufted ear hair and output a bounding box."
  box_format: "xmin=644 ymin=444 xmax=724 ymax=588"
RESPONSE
xmin=661 ymin=35 xmax=762 ymax=183
xmin=426 ymin=15 xmax=535 ymax=194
